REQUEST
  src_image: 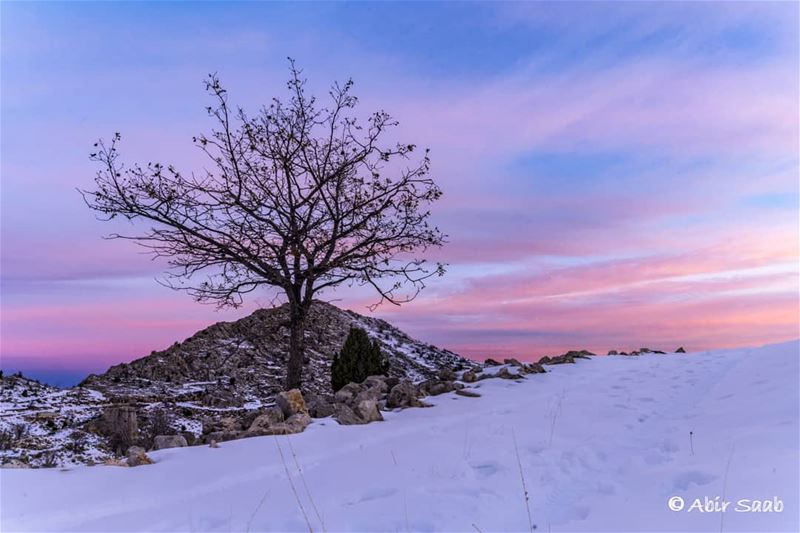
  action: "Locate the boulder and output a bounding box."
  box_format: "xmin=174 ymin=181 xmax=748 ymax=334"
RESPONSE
xmin=420 ymin=379 xmax=460 ymax=396
xmin=218 ymin=416 xmax=242 ymax=432
xmin=503 ymin=358 xmax=523 ymax=367
xmin=353 ymin=399 xmax=383 ymax=423
xmin=455 ymin=389 xmax=481 ymax=398
xmin=1 ymin=459 xmax=30 ymax=469
xmin=484 ymin=358 xmax=501 ymax=366
xmin=363 ymin=375 xmax=389 ymax=393
xmin=305 ymin=394 xmax=335 ymax=418
xmin=126 ymin=446 xmax=153 ymax=467
xmin=538 ymin=356 xmax=552 ymax=364
xmin=676 ymin=347 xmax=686 ymax=353
xmin=276 ymin=389 xmax=308 ymax=418
xmin=564 ymin=350 xmax=594 ymax=359
xmin=152 ymin=435 xmax=188 ymax=451
xmin=386 ymin=381 xmax=425 ymax=409
xmin=608 ymin=350 xmax=619 ymax=355
xmin=354 ymin=385 xmax=385 ymax=404
xmin=546 ymin=354 xmax=575 ymax=365
xmin=334 ymin=403 xmax=364 ymax=425
xmin=334 ymin=382 xmax=363 ymax=404
xmin=522 ymin=363 xmax=546 ymax=374
xmin=498 ymin=367 xmax=524 ymax=379
xmin=247 ymin=407 xmax=285 ymax=433
xmin=461 ymin=370 xmax=478 ymax=383
xmin=284 ymin=413 xmax=312 ymax=433
xmin=437 ymin=368 xmax=457 ymax=381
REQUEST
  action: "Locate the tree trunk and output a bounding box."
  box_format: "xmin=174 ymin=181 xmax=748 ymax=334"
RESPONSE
xmin=284 ymin=301 xmax=307 ymax=390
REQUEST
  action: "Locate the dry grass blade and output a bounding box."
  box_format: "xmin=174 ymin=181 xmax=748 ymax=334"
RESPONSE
xmin=287 ymin=436 xmax=326 ymax=533
xmin=274 ymin=436 xmax=314 ymax=533
xmin=512 ymin=427 xmax=534 ymax=533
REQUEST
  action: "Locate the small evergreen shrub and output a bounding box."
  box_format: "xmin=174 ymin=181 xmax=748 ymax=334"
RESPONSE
xmin=331 ymin=327 xmax=390 ymax=392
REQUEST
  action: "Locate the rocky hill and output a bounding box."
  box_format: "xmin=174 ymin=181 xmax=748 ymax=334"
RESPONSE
xmin=3 ymin=301 xmax=473 ymax=466
xmin=81 ymin=300 xmax=469 ymax=405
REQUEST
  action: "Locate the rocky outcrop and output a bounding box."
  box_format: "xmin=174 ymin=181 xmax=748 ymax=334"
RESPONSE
xmin=152 ymin=435 xmax=188 ymax=450
xmin=386 ymin=381 xmax=426 ymax=409
xmin=276 ymin=390 xmax=308 ymax=418
xmin=81 ymin=301 xmax=470 ymax=408
xmin=676 ymin=347 xmax=686 ymax=353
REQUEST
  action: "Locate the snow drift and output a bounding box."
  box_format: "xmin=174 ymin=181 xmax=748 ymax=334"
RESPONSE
xmin=2 ymin=341 xmax=797 ymax=532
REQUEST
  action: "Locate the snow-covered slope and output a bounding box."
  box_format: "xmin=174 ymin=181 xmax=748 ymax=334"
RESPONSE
xmin=2 ymin=341 xmax=797 ymax=532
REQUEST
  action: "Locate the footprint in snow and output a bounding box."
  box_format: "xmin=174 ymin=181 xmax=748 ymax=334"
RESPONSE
xmin=672 ymin=471 xmax=717 ymax=491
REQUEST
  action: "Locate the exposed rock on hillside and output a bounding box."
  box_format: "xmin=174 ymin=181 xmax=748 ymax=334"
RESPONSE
xmin=81 ymin=301 xmax=468 ymax=406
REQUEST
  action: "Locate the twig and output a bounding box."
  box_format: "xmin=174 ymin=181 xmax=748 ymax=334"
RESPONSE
xmin=719 ymin=443 xmax=736 ymax=533
xmin=287 ymin=436 xmax=326 ymax=533
xmin=246 ymin=489 xmax=270 ymax=533
xmin=274 ymin=436 xmax=314 ymax=533
xmin=689 ymin=431 xmax=694 ymax=456
xmin=512 ymin=428 xmax=535 ymax=533
xmin=472 ymin=523 xmax=484 ymax=533
xmin=548 ymin=392 xmax=564 ymax=447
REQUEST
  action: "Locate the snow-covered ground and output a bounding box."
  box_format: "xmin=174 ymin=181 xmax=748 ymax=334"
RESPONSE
xmin=2 ymin=341 xmax=797 ymax=532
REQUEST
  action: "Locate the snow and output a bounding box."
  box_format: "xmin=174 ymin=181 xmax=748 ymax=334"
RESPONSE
xmin=2 ymin=341 xmax=798 ymax=532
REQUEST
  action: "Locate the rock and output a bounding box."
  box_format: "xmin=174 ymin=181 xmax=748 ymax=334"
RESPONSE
xmin=420 ymin=379 xmax=460 ymax=396
xmin=1 ymin=459 xmax=30 ymax=469
xmin=563 ymin=350 xmax=594 ymax=359
xmin=386 ymin=381 xmax=425 ymax=409
xmin=334 ymin=382 xmax=363 ymax=404
xmin=503 ymin=358 xmax=523 ymax=367
xmin=354 ymin=385 xmax=384 ymax=404
xmin=608 ymin=350 xmax=618 ymax=355
xmin=484 ymin=358 xmax=501 ymax=366
xmin=218 ymin=416 xmax=242 ymax=432
xmin=546 ymin=353 xmax=576 ymax=364
xmin=354 ymin=399 xmax=383 ymax=423
xmin=209 ymin=440 xmax=219 ymax=449
xmin=126 ymin=446 xmax=153 ymax=467
xmin=363 ymin=375 xmax=389 ymax=393
xmin=538 ymin=356 xmax=551 ymax=364
xmin=34 ymin=411 xmax=58 ymax=420
xmin=102 ymin=405 xmax=139 ymax=454
xmin=455 ymin=389 xmax=481 ymax=398
xmin=285 ymin=413 xmax=312 ymax=432
xmin=248 ymin=407 xmax=285 ymax=432
xmin=498 ymin=367 xmax=523 ymax=379
xmin=276 ymin=389 xmax=308 ymax=418
xmin=461 ymin=370 xmax=478 ymax=383
xmin=676 ymin=347 xmax=686 ymax=353
xmin=437 ymin=368 xmax=457 ymax=381
xmin=305 ymin=394 xmax=335 ymax=418
xmin=204 ymin=430 xmax=240 ymax=444
xmin=152 ymin=435 xmax=188 ymax=450
xmin=653 ymin=350 xmax=666 ymax=355
xmin=639 ymin=347 xmax=652 ymax=354
xmin=333 ymin=403 xmax=364 ymax=425
xmin=522 ymin=363 xmax=546 ymax=374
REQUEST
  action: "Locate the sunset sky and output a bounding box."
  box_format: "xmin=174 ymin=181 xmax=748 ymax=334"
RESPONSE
xmin=2 ymin=2 xmax=798 ymax=385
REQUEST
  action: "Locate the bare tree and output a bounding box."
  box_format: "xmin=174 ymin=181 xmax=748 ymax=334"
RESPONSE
xmin=82 ymin=60 xmax=445 ymax=389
